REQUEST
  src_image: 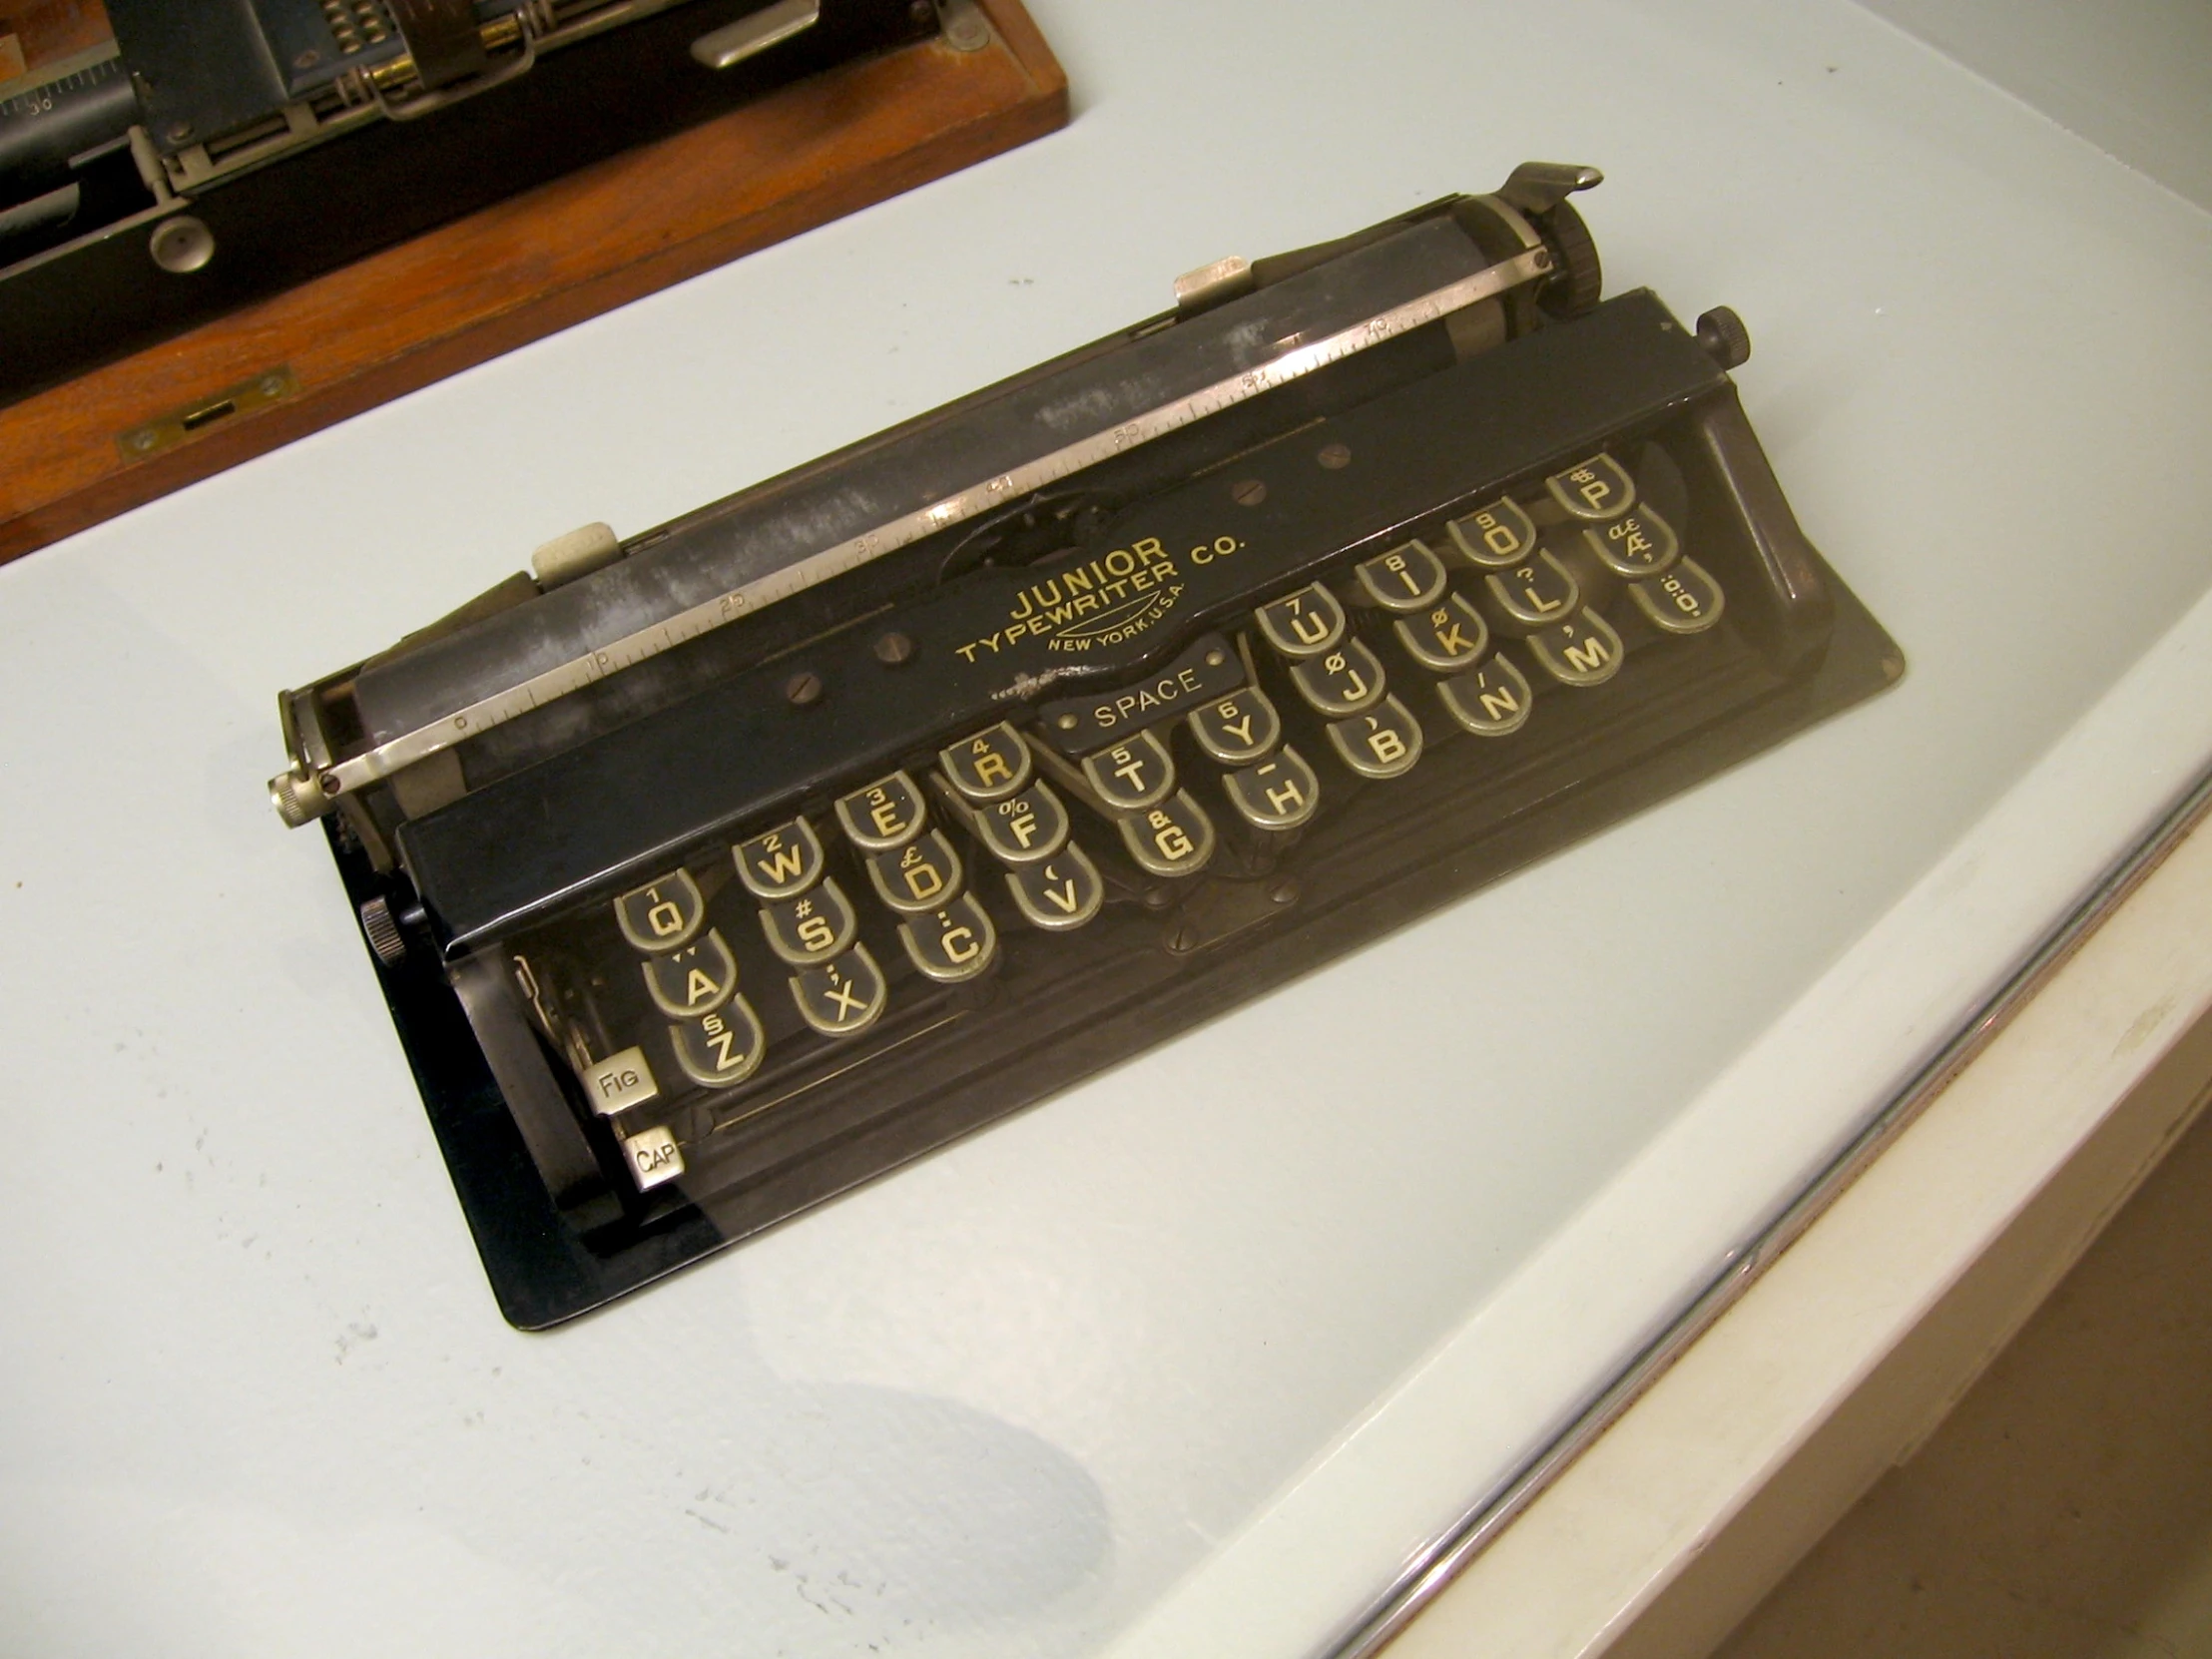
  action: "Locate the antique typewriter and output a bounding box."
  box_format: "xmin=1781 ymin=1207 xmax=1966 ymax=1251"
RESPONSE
xmin=267 ymin=162 xmax=1904 ymax=1327
xmin=0 ymin=0 xmax=943 ymax=403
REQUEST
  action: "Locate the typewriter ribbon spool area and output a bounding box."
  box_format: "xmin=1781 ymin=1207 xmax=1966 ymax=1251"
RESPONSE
xmin=265 ymin=162 xmax=1904 ymax=1327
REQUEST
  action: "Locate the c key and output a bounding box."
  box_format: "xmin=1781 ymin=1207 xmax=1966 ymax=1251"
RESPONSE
xmin=899 ymin=894 xmax=998 ymax=984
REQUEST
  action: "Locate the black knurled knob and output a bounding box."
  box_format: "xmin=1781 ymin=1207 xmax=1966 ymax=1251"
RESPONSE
xmin=1696 ymin=306 xmax=1752 ymax=370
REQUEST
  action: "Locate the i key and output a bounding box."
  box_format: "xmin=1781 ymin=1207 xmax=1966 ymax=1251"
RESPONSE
xmin=1354 ymin=541 xmax=1448 ymax=612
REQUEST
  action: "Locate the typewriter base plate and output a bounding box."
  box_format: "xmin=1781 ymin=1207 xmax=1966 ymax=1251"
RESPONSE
xmin=332 ymin=576 xmax=1900 ymax=1330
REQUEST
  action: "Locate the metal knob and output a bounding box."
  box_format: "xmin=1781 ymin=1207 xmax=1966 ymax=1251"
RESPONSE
xmin=359 ymin=895 xmax=408 ymax=966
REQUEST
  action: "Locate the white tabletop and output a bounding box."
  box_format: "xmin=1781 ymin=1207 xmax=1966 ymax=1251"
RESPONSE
xmin=4 ymin=3 xmax=2211 ymax=1655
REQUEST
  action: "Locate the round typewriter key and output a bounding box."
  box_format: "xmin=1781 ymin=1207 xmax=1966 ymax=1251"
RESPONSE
xmin=1436 ymin=653 xmax=1534 ymax=736
xmin=1354 ymin=540 xmax=1448 ymax=612
xmin=1290 ymin=638 xmax=1388 ymax=717
xmin=1544 ymin=452 xmax=1637 ymax=521
xmin=898 ymin=894 xmax=999 ymax=984
xmin=939 ymin=723 xmax=1033 ymax=804
xmin=1326 ymin=694 xmax=1424 ymax=780
xmin=1255 ymin=583 xmax=1347 ymax=659
xmin=1117 ymin=789 xmax=1216 ymax=878
xmin=1004 ymin=842 xmax=1105 ymax=931
xmin=1222 ymin=745 xmax=1322 ymax=831
xmin=733 ymin=817 xmax=825 ymax=900
xmin=1082 ymin=729 xmax=1176 ymax=813
xmin=758 ymin=876 xmax=858 ymax=966
xmin=1392 ymin=593 xmax=1490 ymax=674
xmin=640 ymin=926 xmax=739 ymax=1020
xmin=867 ymin=829 xmax=965 ymax=914
xmin=1629 ymin=556 xmax=1726 ymax=635
xmin=974 ymin=785 xmax=1070 ymax=865
xmin=614 ymin=868 xmax=706 ymax=953
xmin=668 ymin=994 xmax=767 ymax=1089
xmin=790 ymin=944 xmax=887 ymax=1038
xmin=1580 ymin=505 xmax=1679 ymax=580
xmin=1446 ymin=497 xmax=1537 ymax=569
xmin=1482 ymin=548 xmax=1581 ymax=631
xmin=1527 ymin=608 xmax=1626 ymax=688
xmin=834 ymin=771 xmax=928 ymax=852
xmin=1187 ymin=687 xmax=1282 ymax=767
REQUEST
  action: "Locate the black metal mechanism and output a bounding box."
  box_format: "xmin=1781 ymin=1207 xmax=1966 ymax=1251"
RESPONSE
xmin=0 ymin=0 xmax=937 ymax=406
xmin=269 ymin=168 xmax=1904 ymax=1327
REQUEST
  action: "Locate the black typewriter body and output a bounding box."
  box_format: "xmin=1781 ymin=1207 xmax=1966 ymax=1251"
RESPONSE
xmin=269 ymin=165 xmax=1903 ymax=1327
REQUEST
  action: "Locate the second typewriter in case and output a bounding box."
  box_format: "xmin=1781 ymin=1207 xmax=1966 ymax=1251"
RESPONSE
xmin=267 ymin=162 xmax=1903 ymax=1327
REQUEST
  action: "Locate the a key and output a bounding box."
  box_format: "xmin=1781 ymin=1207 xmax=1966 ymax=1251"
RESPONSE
xmin=867 ymin=829 xmax=965 ymax=913
xmin=639 ymin=927 xmax=739 ymax=1020
xmin=1118 ymin=790 xmax=1217 ymax=878
xmin=1290 ymin=639 xmax=1388 ymax=718
xmin=1187 ymin=686 xmax=1282 ymax=766
xmin=758 ymin=876 xmax=858 ymax=966
xmin=1004 ymin=843 xmax=1105 ymax=931
xmin=667 ymin=994 xmax=767 ymax=1088
xmin=1222 ymin=745 xmax=1322 ymax=831
xmin=1545 ymin=453 xmax=1636 ymax=521
xmin=1629 ymin=556 xmax=1727 ymax=635
xmin=585 ymin=1045 xmax=660 ymax=1117
xmin=1446 ymin=496 xmax=1538 ymax=569
xmin=898 ymin=894 xmax=999 ymax=984
xmin=1436 ymin=653 xmax=1534 ymax=736
xmin=1082 ymin=729 xmax=1176 ymax=813
xmin=834 ymin=771 xmax=928 ymax=852
xmin=939 ymin=723 xmax=1034 ymax=804
xmin=613 ymin=869 xmax=706 ymax=953
xmin=1580 ymin=505 xmax=1679 ymax=580
xmin=1327 ymin=694 xmax=1423 ymax=779
xmin=733 ymin=817 xmax=825 ymax=900
xmin=1527 ymin=609 xmax=1626 ymax=687
xmin=972 ymin=785 xmax=1071 ymax=865
xmin=1354 ymin=540 xmax=1448 ymax=612
xmin=621 ymin=1124 xmax=687 ymax=1191
xmin=1391 ymin=593 xmax=1490 ymax=674
xmin=790 ymin=943 xmax=887 ymax=1037
xmin=1482 ymin=549 xmax=1581 ymax=630
xmin=1255 ymin=583 xmax=1347 ymax=659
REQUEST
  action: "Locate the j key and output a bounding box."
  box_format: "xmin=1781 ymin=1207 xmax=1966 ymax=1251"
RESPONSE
xmin=1187 ymin=687 xmax=1282 ymax=767
xmin=1222 ymin=745 xmax=1322 ymax=831
xmin=791 ymin=943 xmax=887 ymax=1038
xmin=1580 ymin=505 xmax=1679 ymax=580
xmin=1482 ymin=548 xmax=1580 ymax=630
xmin=1291 ymin=639 xmax=1388 ymax=718
xmin=1527 ymin=609 xmax=1626 ymax=688
xmin=939 ymin=723 xmax=1033 ymax=804
xmin=834 ymin=771 xmax=928 ymax=853
xmin=614 ymin=869 xmax=706 ymax=953
xmin=622 ymin=1125 xmax=686 ymax=1191
xmin=668 ymin=994 xmax=767 ymax=1089
xmin=1255 ymin=583 xmax=1347 ymax=659
xmin=1082 ymin=729 xmax=1176 ymax=813
xmin=1545 ymin=453 xmax=1636 ymax=521
xmin=1436 ymin=653 xmax=1534 ymax=736
xmin=1629 ymin=556 xmax=1727 ymax=635
xmin=1327 ymin=694 xmax=1424 ymax=780
xmin=1392 ymin=593 xmax=1490 ymax=674
xmin=1118 ymin=790 xmax=1217 ymax=878
xmin=868 ymin=829 xmax=965 ymax=914
xmin=759 ymin=876 xmax=858 ymax=966
xmin=640 ymin=927 xmax=739 ymax=1020
xmin=1354 ymin=540 xmax=1448 ymax=612
xmin=1005 ymin=842 xmax=1105 ymax=931
xmin=898 ymin=894 xmax=999 ymax=984
xmin=973 ymin=785 xmax=1070 ymax=865
xmin=733 ymin=817 xmax=825 ymax=901
xmin=1446 ymin=496 xmax=1538 ymax=569
xmin=586 ymin=1045 xmax=660 ymax=1117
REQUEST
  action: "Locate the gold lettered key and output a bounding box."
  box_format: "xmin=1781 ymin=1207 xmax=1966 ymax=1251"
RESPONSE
xmin=1117 ymin=790 xmax=1216 ymax=878
xmin=1081 ymin=728 xmax=1176 ymax=813
xmin=1222 ymin=745 xmax=1322 ymax=831
xmin=1187 ymin=687 xmax=1282 ymax=767
xmin=1544 ymin=452 xmax=1637 ymax=521
xmin=667 ymin=994 xmax=767 ymax=1089
xmin=790 ymin=943 xmax=888 ymax=1037
xmin=733 ymin=817 xmax=825 ymax=900
xmin=758 ymin=876 xmax=858 ymax=966
xmin=1527 ymin=608 xmax=1626 ymax=688
xmin=1354 ymin=539 xmax=1448 ymax=613
xmin=613 ymin=868 xmax=706 ymax=952
xmin=1004 ymin=842 xmax=1105 ymax=931
xmin=898 ymin=894 xmax=999 ymax=983
xmin=867 ymin=829 xmax=965 ymax=914
xmin=833 ymin=771 xmax=928 ymax=853
xmin=1392 ymin=593 xmax=1490 ymax=674
xmin=938 ymin=723 xmax=1033 ymax=804
xmin=1580 ymin=505 xmax=1679 ymax=580
xmin=1629 ymin=556 xmax=1726 ymax=635
xmin=640 ymin=926 xmax=739 ymax=1019
xmin=1327 ymin=694 xmax=1424 ymax=779
xmin=973 ymin=785 xmax=1070 ymax=865
xmin=1290 ymin=639 xmax=1389 ymax=717
xmin=1482 ymin=548 xmax=1581 ymax=631
xmin=1435 ymin=653 xmax=1534 ymax=737
xmin=1254 ymin=582 xmax=1347 ymax=660
xmin=1446 ymin=496 xmax=1537 ymax=569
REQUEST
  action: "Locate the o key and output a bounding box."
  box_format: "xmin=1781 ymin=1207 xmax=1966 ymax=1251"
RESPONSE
xmin=1629 ymin=556 xmax=1726 ymax=635
xmin=1446 ymin=497 xmax=1537 ymax=569
xmin=614 ymin=869 xmax=706 ymax=953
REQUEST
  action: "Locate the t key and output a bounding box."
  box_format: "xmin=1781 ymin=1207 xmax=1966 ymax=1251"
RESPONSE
xmin=1082 ymin=729 xmax=1176 ymax=813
